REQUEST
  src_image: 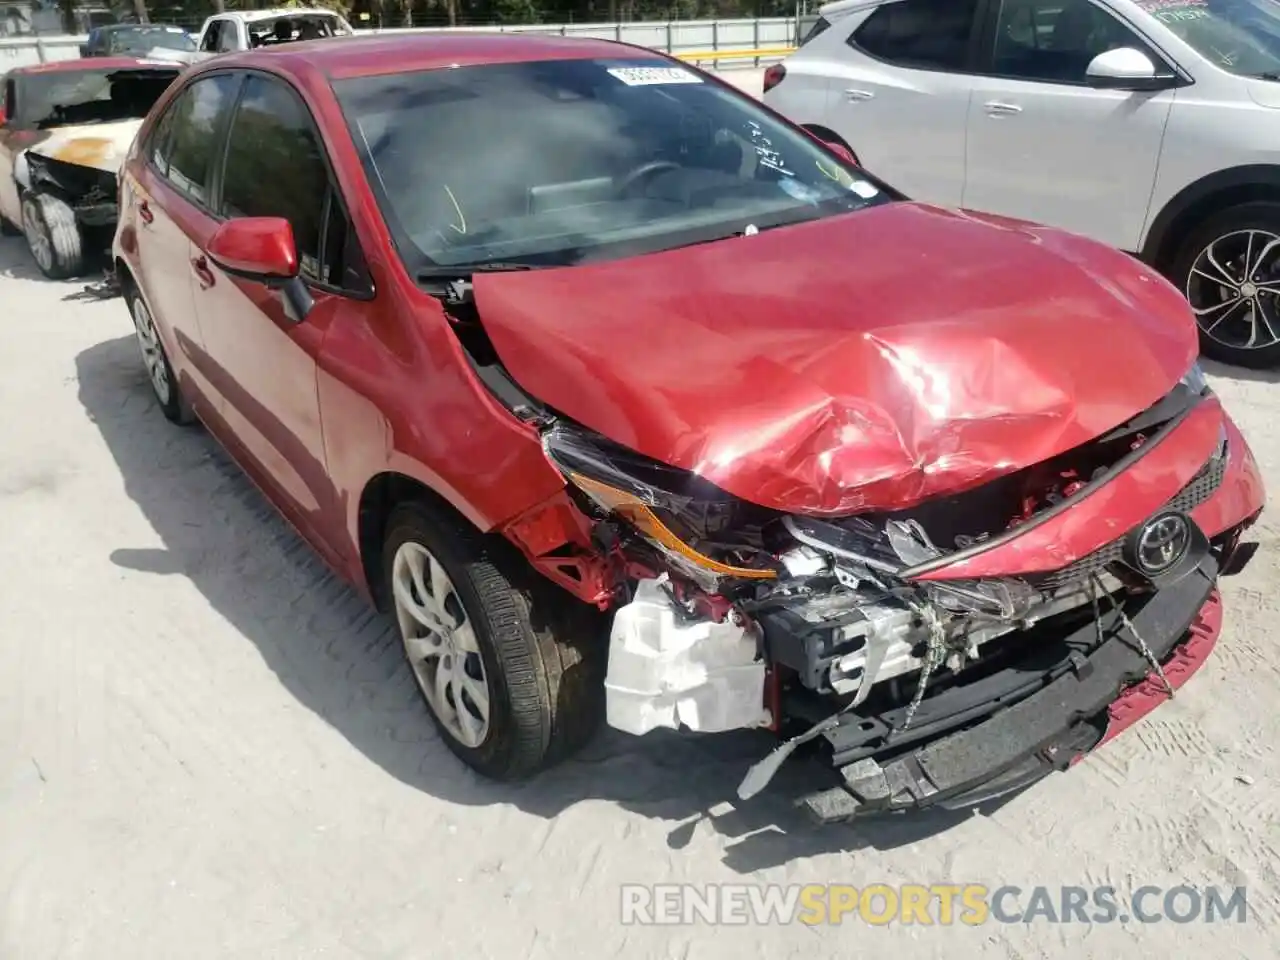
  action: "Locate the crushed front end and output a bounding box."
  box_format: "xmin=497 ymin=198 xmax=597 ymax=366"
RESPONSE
xmin=521 ymin=366 xmax=1264 ymax=821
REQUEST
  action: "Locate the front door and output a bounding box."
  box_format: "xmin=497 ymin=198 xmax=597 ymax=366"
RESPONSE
xmin=189 ymin=72 xmax=347 ymax=549
xmin=961 ymin=0 xmax=1175 ymax=250
xmin=0 ymin=77 xmax=28 ymax=226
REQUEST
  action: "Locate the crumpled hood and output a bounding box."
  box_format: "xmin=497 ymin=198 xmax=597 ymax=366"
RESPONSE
xmin=473 ymin=202 xmax=1198 ymax=515
xmin=26 ymin=118 xmax=143 ymax=174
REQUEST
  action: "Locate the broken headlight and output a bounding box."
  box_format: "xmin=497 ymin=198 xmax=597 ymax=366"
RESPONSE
xmin=542 ymin=424 xmax=778 ymax=590
xmin=1181 ymin=361 xmax=1208 ymax=396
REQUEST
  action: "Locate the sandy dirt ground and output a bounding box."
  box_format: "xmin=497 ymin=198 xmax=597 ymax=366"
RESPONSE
xmin=1 ymin=145 xmax=1279 ymax=957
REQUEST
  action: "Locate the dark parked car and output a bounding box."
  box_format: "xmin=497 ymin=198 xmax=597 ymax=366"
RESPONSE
xmin=111 ymin=34 xmax=1264 ymax=821
xmin=80 ymin=24 xmax=196 ymax=58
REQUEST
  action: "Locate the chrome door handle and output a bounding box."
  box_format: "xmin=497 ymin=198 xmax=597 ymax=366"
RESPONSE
xmin=844 ymin=88 xmax=875 ymax=101
xmin=984 ymin=100 xmax=1022 ymax=116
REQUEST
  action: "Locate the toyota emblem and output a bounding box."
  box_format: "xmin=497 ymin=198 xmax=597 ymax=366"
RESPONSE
xmin=1132 ymin=511 xmax=1191 ymax=576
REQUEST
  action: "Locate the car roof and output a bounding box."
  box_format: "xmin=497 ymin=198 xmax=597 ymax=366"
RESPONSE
xmin=212 ymin=32 xmax=667 ymax=81
xmin=11 ymin=56 xmax=182 ymax=76
xmin=217 ymin=7 xmax=346 ymax=21
xmin=99 ymin=22 xmax=188 ymax=31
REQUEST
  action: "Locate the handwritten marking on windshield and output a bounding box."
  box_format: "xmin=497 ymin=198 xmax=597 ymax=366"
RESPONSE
xmin=443 ymin=184 xmax=466 ymax=235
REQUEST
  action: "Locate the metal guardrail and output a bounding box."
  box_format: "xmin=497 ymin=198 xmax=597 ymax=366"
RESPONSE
xmin=0 ymin=16 xmax=799 ymax=71
xmin=677 ymin=46 xmax=795 ymax=65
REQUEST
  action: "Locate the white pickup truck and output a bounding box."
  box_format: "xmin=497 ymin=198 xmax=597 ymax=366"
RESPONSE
xmin=180 ymin=8 xmax=354 ymax=58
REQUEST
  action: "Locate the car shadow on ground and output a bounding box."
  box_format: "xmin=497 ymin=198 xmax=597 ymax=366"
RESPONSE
xmin=77 ymin=333 xmax=1021 ymax=872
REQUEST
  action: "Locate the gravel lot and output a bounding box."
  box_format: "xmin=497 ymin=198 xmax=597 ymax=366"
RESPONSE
xmin=1 ymin=173 xmax=1278 ymax=956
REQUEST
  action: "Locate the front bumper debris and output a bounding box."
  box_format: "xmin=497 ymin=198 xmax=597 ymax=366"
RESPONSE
xmin=800 ymin=554 xmax=1220 ymax=822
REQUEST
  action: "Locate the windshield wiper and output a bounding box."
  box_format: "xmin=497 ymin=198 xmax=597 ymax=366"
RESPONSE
xmin=415 ymin=261 xmax=550 ymax=282
xmin=1249 ymin=71 xmax=1280 ymax=80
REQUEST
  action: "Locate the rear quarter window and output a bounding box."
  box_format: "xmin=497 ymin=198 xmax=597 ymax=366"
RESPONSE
xmin=851 ymin=0 xmax=980 ymax=71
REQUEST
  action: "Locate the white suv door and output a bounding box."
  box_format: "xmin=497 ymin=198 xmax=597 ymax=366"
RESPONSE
xmin=812 ymin=0 xmax=983 ymax=205
xmin=961 ymin=0 xmax=1178 ymax=251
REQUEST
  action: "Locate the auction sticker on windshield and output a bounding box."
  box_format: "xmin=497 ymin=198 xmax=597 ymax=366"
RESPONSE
xmin=607 ymin=65 xmax=702 ymax=85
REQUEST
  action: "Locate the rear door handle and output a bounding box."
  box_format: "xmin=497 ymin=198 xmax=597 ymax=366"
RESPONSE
xmin=137 ymin=199 xmax=154 ymax=224
xmin=984 ymin=100 xmax=1022 ymax=116
xmin=844 ymin=88 xmax=875 ymax=101
xmin=191 ymin=255 xmax=215 ymax=289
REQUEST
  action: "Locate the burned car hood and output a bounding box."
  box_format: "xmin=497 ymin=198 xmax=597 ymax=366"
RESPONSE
xmin=26 ymin=118 xmax=143 ymax=174
xmin=473 ymin=202 xmax=1199 ymax=515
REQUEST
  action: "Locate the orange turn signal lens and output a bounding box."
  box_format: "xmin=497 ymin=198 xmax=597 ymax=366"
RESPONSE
xmin=569 ymin=472 xmax=777 ymax=581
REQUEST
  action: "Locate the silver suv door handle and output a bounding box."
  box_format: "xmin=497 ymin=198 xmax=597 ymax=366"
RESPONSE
xmin=984 ymin=100 xmax=1022 ymax=116
xmin=844 ymin=88 xmax=875 ymax=101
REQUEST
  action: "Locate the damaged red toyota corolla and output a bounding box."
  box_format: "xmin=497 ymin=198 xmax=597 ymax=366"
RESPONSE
xmin=113 ymin=34 xmax=1266 ymax=821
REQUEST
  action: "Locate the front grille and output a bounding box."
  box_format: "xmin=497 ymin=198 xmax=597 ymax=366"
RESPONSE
xmin=1031 ymin=445 xmax=1227 ymax=591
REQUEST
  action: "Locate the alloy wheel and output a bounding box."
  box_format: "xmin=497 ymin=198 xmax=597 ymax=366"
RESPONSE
xmin=391 ymin=541 xmax=492 ymax=748
xmin=21 ymin=197 xmax=53 ymax=274
xmin=1186 ymin=229 xmax=1280 ymax=352
xmin=130 ymin=296 xmax=172 ymax=406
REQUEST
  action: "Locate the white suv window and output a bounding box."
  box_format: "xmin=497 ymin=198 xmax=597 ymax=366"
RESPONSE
xmin=991 ymin=0 xmax=1159 ymax=81
xmin=850 ymin=0 xmax=980 ymax=71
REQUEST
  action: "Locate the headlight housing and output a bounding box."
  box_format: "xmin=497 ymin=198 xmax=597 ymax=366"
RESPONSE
xmin=1181 ymin=361 xmax=1208 ymax=396
xmin=542 ymin=424 xmax=778 ymax=590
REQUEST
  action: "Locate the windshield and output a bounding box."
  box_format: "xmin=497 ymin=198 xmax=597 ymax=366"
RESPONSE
xmin=333 ymin=57 xmax=890 ymax=271
xmin=1137 ymin=0 xmax=1280 ymax=76
xmin=107 ymin=27 xmax=196 ymax=53
xmin=14 ymin=67 xmax=179 ymax=129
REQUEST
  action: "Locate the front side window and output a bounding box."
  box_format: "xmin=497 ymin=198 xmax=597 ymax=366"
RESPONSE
xmin=155 ymin=73 xmax=239 ymax=205
xmin=992 ymin=0 xmax=1159 ymax=81
xmin=334 ymin=57 xmax=891 ymax=272
xmin=1135 ymin=0 xmax=1280 ymax=77
xmin=6 ymin=67 xmax=178 ymax=129
xmin=852 ymin=0 xmax=980 ymax=70
xmin=200 ymin=21 xmax=221 ymax=52
xmin=219 ymin=75 xmax=331 ymax=283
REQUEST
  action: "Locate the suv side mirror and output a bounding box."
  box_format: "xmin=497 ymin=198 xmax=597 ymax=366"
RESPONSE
xmin=1085 ymin=47 xmax=1174 ymax=90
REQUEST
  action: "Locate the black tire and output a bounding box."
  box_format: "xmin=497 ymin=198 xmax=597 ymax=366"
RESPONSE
xmin=126 ymin=284 xmax=195 ymax=425
xmin=21 ymin=191 xmax=84 ymax=279
xmin=1168 ymin=201 xmax=1280 ymax=369
xmin=382 ymin=501 xmax=605 ymax=780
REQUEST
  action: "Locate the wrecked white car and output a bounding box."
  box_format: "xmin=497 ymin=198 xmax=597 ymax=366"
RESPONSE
xmin=0 ymin=59 xmax=180 ymax=278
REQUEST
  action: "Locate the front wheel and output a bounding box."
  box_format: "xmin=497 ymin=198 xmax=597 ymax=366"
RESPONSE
xmin=1169 ymin=201 xmax=1280 ymax=369
xmin=382 ymin=501 xmax=604 ymax=780
xmin=21 ymin=191 xmax=84 ymax=279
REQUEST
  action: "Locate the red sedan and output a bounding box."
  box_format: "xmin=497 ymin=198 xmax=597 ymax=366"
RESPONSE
xmin=112 ymin=33 xmax=1265 ymax=821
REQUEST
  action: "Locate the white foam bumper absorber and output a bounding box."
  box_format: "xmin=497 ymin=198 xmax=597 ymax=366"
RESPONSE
xmin=604 ymin=578 xmax=770 ymax=735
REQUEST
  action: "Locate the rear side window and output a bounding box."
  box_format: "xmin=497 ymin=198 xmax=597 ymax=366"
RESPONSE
xmin=219 ymin=75 xmax=366 ymax=291
xmin=851 ymin=0 xmax=980 ymax=70
xmin=153 ymin=74 xmax=240 ymax=206
xmin=798 ymin=15 xmax=832 ymax=45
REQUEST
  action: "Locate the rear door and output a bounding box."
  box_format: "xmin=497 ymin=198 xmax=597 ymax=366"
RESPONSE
xmin=960 ymin=0 xmax=1175 ymax=249
xmin=129 ymin=71 xmax=242 ymax=414
xmin=819 ymin=0 xmax=984 ymax=204
xmin=192 ymin=71 xmax=369 ymax=548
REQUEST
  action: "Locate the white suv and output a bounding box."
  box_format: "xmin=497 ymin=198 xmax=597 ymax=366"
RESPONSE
xmin=764 ymin=0 xmax=1280 ymax=368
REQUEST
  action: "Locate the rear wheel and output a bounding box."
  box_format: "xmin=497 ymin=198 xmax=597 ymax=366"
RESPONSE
xmin=128 ymin=286 xmax=194 ymax=425
xmin=21 ymin=191 xmax=84 ymax=279
xmin=1169 ymin=202 xmax=1280 ymax=369
xmin=382 ymin=501 xmax=604 ymax=780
